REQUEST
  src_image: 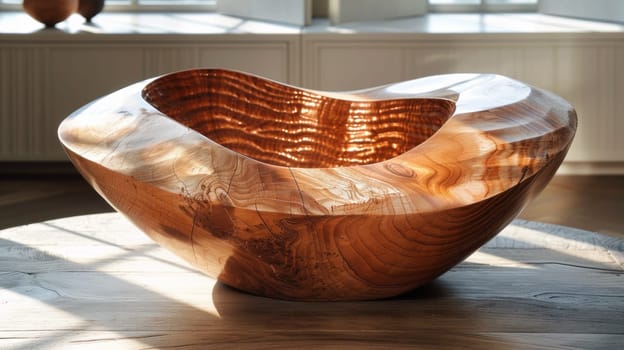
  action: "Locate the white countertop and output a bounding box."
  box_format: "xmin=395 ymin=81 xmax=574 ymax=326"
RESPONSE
xmin=0 ymin=12 xmax=301 ymax=35
xmin=1 ymin=11 xmax=623 ymax=36
xmin=307 ymin=13 xmax=624 ymax=34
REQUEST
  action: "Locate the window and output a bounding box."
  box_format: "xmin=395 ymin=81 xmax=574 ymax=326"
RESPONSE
xmin=1 ymin=0 xmax=539 ymax=17
xmin=0 ymin=0 xmax=19 ymax=6
xmin=429 ymin=0 xmax=538 ymax=12
xmin=105 ymin=0 xmax=216 ymax=12
xmin=0 ymin=0 xmax=217 ymax=12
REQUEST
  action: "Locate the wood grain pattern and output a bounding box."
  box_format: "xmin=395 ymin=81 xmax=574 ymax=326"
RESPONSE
xmin=1 ymin=214 xmax=622 ymax=349
xmin=57 ymin=69 xmax=577 ymax=300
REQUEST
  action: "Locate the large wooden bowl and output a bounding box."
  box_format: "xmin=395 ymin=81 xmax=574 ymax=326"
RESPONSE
xmin=58 ymin=69 xmax=577 ymax=300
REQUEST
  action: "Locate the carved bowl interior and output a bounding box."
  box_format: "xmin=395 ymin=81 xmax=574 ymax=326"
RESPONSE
xmin=141 ymin=70 xmax=455 ymax=168
xmin=58 ymin=69 xmax=577 ymax=301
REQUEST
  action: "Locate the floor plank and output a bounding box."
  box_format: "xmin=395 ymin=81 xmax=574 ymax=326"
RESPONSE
xmin=519 ymin=175 xmax=624 ymax=237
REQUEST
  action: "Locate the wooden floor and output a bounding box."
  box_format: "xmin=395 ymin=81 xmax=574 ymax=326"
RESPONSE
xmin=1 ymin=212 xmax=622 ymax=349
xmin=1 ymin=171 xmax=623 ymax=349
xmin=1 ymin=172 xmax=623 ymax=238
xmin=0 ymin=171 xmax=624 ymax=350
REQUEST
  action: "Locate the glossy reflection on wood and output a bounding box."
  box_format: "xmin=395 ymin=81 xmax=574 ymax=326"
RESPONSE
xmin=142 ymin=70 xmax=454 ymax=168
xmin=58 ymin=69 xmax=577 ymax=300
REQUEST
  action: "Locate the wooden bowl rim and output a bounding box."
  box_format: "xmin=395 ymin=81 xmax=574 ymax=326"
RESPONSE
xmin=58 ymin=69 xmax=577 ymax=216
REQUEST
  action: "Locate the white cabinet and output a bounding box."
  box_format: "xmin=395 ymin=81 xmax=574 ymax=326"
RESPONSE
xmin=1 ymin=18 xmax=623 ymax=173
xmin=302 ymin=33 xmax=624 ymax=173
xmin=0 ymin=35 xmax=299 ymax=161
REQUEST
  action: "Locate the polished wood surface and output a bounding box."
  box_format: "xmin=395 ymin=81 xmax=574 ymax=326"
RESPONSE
xmin=58 ymin=69 xmax=577 ymax=300
xmin=1 ymin=213 xmax=622 ymax=349
xmin=142 ymin=71 xmax=454 ymax=168
xmin=2 ymin=174 xmax=623 ymax=238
